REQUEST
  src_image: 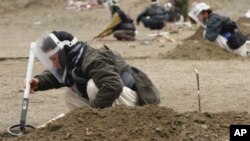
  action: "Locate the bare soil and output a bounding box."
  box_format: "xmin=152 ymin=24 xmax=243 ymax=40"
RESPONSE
xmin=237 ymin=17 xmax=250 ymax=39
xmin=159 ymin=27 xmax=242 ymax=60
xmin=0 ymin=0 xmax=250 ymax=140
xmin=3 ymin=105 xmax=250 ymax=141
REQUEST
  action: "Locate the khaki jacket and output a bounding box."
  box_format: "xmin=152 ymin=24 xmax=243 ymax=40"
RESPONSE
xmin=35 ymin=45 xmax=160 ymax=108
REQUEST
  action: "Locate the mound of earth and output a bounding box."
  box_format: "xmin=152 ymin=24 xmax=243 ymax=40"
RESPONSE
xmin=237 ymin=17 xmax=250 ymax=23
xmin=160 ymin=27 xmax=241 ymax=60
xmin=236 ymin=17 xmax=250 ymax=39
xmin=160 ymin=25 xmax=247 ymax=60
xmin=159 ymin=39 xmax=241 ymax=60
xmin=161 ymin=15 xmax=250 ymax=60
xmin=1 ymin=105 xmax=250 ymax=141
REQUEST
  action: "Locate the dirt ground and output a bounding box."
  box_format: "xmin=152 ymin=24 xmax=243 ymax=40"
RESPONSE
xmin=2 ymin=105 xmax=250 ymax=141
xmin=0 ymin=0 xmax=250 ymax=140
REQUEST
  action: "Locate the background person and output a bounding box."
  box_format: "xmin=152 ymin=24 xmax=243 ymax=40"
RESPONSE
xmin=188 ymin=2 xmax=249 ymax=57
xmin=136 ymin=0 xmax=167 ymax=32
xmin=94 ymin=0 xmax=136 ymax=41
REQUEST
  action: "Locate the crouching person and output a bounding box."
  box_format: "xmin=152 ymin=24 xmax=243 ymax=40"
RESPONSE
xmin=94 ymin=0 xmax=136 ymax=41
xmin=28 ymin=31 xmax=160 ymax=111
xmin=136 ymin=0 xmax=167 ymax=30
xmin=188 ymin=2 xmax=249 ymax=57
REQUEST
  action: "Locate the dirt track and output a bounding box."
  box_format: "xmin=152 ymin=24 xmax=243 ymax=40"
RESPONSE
xmin=0 ymin=0 xmax=250 ymax=140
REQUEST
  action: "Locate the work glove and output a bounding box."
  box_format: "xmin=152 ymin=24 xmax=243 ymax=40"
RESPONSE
xmin=24 ymin=78 xmax=39 ymax=93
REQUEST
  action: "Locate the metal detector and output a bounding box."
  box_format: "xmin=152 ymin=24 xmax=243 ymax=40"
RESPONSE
xmin=7 ymin=43 xmax=36 ymax=136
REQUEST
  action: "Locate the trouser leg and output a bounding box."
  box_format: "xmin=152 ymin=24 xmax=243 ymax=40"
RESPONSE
xmin=216 ymin=35 xmax=231 ymax=51
xmin=65 ymin=79 xmax=138 ymax=111
xmin=87 ymin=79 xmax=138 ymax=107
xmin=112 ymin=86 xmax=138 ymax=107
xmin=64 ymin=88 xmax=90 ymax=112
xmin=216 ymin=35 xmax=249 ymax=57
xmin=233 ymin=43 xmax=249 ymax=57
xmin=113 ymin=30 xmax=135 ymax=41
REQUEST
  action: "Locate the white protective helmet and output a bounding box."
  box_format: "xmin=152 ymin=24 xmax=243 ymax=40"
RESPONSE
xmin=188 ymin=2 xmax=210 ymax=27
xmin=165 ymin=2 xmax=172 ymax=9
xmin=31 ymin=31 xmax=78 ymax=83
xmin=151 ymin=0 xmax=159 ymax=5
xmin=108 ymin=0 xmax=119 ymax=7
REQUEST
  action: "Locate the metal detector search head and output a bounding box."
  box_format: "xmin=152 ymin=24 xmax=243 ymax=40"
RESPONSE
xmin=7 ymin=42 xmax=36 ymax=137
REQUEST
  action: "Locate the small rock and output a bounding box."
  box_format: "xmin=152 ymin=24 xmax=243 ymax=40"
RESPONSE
xmin=64 ymin=133 xmax=72 ymax=140
xmin=128 ymin=43 xmax=136 ymax=48
xmin=141 ymin=40 xmax=150 ymax=45
xmin=159 ymin=44 xmax=165 ymax=48
xmin=201 ymin=124 xmax=208 ymax=129
xmin=155 ymin=127 xmax=162 ymax=132
xmin=220 ymin=124 xmax=228 ymax=128
xmin=194 ymin=118 xmax=206 ymax=124
xmin=203 ymin=112 xmax=212 ymax=118
xmin=33 ymin=21 xmax=41 ymax=25
xmin=48 ymin=124 xmax=62 ymax=132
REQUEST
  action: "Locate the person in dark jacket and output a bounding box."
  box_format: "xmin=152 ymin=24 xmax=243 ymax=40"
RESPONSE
xmin=164 ymin=2 xmax=180 ymax=22
xmin=28 ymin=31 xmax=160 ymax=111
xmin=94 ymin=0 xmax=136 ymax=41
xmin=188 ymin=2 xmax=249 ymax=57
xmin=136 ymin=0 xmax=167 ymax=30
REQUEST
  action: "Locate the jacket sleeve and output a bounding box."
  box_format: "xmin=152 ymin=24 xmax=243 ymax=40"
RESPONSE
xmin=34 ymin=70 xmax=64 ymax=91
xmin=136 ymin=9 xmax=148 ymax=23
xmin=205 ymin=16 xmax=223 ymax=41
xmin=85 ymin=57 xmax=123 ymax=108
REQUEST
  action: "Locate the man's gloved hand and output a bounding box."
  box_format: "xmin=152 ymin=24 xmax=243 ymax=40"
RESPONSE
xmin=24 ymin=78 xmax=39 ymax=93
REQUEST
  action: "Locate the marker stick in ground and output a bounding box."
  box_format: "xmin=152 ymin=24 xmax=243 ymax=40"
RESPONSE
xmin=194 ymin=68 xmax=201 ymax=113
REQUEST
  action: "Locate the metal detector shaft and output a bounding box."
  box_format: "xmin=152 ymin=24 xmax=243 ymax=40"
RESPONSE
xmin=20 ymin=43 xmax=35 ymax=132
xmin=194 ymin=68 xmax=201 ymax=113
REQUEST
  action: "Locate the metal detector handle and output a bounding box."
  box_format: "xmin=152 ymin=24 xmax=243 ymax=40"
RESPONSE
xmin=20 ymin=42 xmax=35 ymax=132
xmin=24 ymin=43 xmax=35 ymax=99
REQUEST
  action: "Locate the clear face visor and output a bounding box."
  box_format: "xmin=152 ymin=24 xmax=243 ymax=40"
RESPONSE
xmin=188 ymin=3 xmax=210 ymax=28
xmin=31 ymin=33 xmax=78 ymax=83
xmin=31 ymin=33 xmax=65 ymax=83
xmin=188 ymin=8 xmax=205 ymax=28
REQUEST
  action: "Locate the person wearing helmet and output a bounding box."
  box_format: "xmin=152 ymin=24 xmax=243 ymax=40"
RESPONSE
xmin=188 ymin=2 xmax=249 ymax=57
xmin=28 ymin=31 xmax=160 ymax=111
xmin=136 ymin=0 xmax=167 ymax=30
xmin=94 ymin=0 xmax=136 ymax=41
